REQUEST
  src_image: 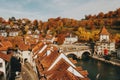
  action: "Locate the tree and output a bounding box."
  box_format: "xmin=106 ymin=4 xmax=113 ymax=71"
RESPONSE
xmin=75 ymin=27 xmax=91 ymax=41
xmin=0 ymin=17 xmax=5 ymax=23
xmin=33 ymin=19 xmax=38 ymax=27
xmin=57 ymin=34 xmax=65 ymax=45
xmin=97 ymin=12 xmax=104 ymax=18
xmin=91 ymin=29 xmax=99 ymax=41
xmin=85 ymin=14 xmax=92 ymax=19
xmin=116 ymin=8 xmax=120 ymax=17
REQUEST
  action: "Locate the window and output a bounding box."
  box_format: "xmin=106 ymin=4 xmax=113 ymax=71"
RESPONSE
xmin=0 ymin=63 xmax=2 ymax=67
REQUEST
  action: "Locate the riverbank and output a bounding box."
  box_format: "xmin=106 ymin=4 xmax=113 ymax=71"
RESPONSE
xmin=91 ymin=55 xmax=120 ymax=67
xmin=76 ymin=56 xmax=120 ymax=80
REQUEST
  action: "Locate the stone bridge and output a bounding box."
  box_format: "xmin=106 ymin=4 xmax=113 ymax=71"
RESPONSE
xmin=59 ymin=44 xmax=92 ymax=59
xmin=64 ymin=49 xmax=91 ymax=59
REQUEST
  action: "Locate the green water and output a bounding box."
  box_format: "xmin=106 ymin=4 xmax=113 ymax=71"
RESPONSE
xmin=76 ymin=58 xmax=120 ymax=80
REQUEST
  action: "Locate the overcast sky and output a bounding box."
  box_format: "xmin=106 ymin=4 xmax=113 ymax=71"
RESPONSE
xmin=0 ymin=0 xmax=120 ymax=21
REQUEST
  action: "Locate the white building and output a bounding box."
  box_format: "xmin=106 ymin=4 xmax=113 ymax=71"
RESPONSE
xmin=0 ymin=30 xmax=7 ymax=37
xmin=27 ymin=30 xmax=32 ymax=35
xmin=0 ymin=53 xmax=11 ymax=80
xmin=18 ymin=50 xmax=32 ymax=64
xmin=64 ymin=34 xmax=78 ymax=44
xmin=95 ymin=26 xmax=115 ymax=56
xmin=9 ymin=31 xmax=19 ymax=37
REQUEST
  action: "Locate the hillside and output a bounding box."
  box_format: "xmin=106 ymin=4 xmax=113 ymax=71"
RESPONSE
xmin=83 ymin=8 xmax=120 ymax=31
xmin=0 ymin=8 xmax=120 ymax=46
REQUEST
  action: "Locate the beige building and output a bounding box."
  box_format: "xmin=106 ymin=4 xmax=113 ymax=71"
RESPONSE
xmin=95 ymin=26 xmax=115 ymax=56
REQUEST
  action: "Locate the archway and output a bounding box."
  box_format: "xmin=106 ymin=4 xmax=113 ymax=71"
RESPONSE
xmin=81 ymin=52 xmax=90 ymax=60
xmin=24 ymin=58 xmax=28 ymax=63
xmin=67 ymin=54 xmax=77 ymax=60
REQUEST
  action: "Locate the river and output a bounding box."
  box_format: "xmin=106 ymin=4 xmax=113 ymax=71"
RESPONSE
xmin=76 ymin=58 xmax=120 ymax=80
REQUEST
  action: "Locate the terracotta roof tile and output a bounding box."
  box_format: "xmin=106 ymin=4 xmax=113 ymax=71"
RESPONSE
xmin=35 ymin=58 xmax=44 ymax=72
xmin=81 ymin=78 xmax=90 ymax=80
xmin=37 ymin=47 xmax=47 ymax=58
xmin=32 ymin=42 xmax=44 ymax=54
xmin=18 ymin=44 xmax=30 ymax=51
xmin=100 ymin=26 xmax=109 ymax=35
xmin=0 ymin=41 xmax=13 ymax=51
xmin=69 ymin=58 xmax=77 ymax=64
xmin=45 ymin=35 xmax=53 ymax=40
xmin=46 ymin=70 xmax=80 ymax=80
xmin=79 ymin=70 xmax=89 ymax=77
xmin=43 ymin=58 xmax=88 ymax=80
xmin=41 ymin=50 xmax=59 ymax=69
xmin=76 ymin=66 xmax=83 ymax=71
xmin=0 ymin=52 xmax=11 ymax=62
xmin=34 ymin=43 xmax=90 ymax=80
xmin=0 ymin=36 xmax=4 ymax=41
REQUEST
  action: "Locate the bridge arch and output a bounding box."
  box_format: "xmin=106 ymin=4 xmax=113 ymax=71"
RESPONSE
xmin=81 ymin=51 xmax=91 ymax=60
xmin=64 ymin=50 xmax=91 ymax=59
xmin=67 ymin=53 xmax=77 ymax=60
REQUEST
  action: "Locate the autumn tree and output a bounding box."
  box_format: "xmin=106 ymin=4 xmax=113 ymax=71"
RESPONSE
xmin=57 ymin=33 xmax=65 ymax=45
xmin=91 ymin=29 xmax=99 ymax=41
xmin=97 ymin=12 xmax=104 ymax=18
xmin=116 ymin=8 xmax=120 ymax=17
xmin=85 ymin=14 xmax=92 ymax=20
xmin=114 ymin=33 xmax=120 ymax=48
xmin=75 ymin=27 xmax=91 ymax=41
xmin=0 ymin=17 xmax=5 ymax=23
xmin=114 ymin=33 xmax=120 ymax=43
xmin=38 ymin=20 xmax=43 ymax=31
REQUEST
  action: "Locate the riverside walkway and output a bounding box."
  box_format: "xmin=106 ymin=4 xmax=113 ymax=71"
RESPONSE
xmin=91 ymin=55 xmax=120 ymax=67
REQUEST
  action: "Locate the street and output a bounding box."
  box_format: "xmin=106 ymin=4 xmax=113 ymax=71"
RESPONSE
xmin=15 ymin=62 xmax=39 ymax=80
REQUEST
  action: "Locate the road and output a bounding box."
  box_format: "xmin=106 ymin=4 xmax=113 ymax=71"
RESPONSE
xmin=15 ymin=63 xmax=39 ymax=80
xmin=21 ymin=63 xmax=39 ymax=80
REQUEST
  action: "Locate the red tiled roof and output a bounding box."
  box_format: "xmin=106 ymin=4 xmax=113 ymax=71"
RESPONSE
xmin=0 ymin=41 xmax=13 ymax=51
xmin=45 ymin=35 xmax=53 ymax=40
xmin=37 ymin=47 xmax=47 ymax=59
xmin=0 ymin=52 xmax=11 ymax=62
xmin=18 ymin=44 xmax=30 ymax=51
xmin=69 ymin=58 xmax=77 ymax=64
xmin=43 ymin=58 xmax=89 ymax=80
xmin=100 ymin=26 xmax=109 ymax=35
xmin=76 ymin=66 xmax=83 ymax=71
xmin=0 ymin=36 xmax=4 ymax=41
xmin=34 ymin=43 xmax=89 ymax=80
xmin=54 ymin=37 xmax=58 ymax=42
xmin=32 ymin=42 xmax=44 ymax=54
xmin=79 ymin=70 xmax=89 ymax=77
xmin=40 ymin=50 xmax=59 ymax=69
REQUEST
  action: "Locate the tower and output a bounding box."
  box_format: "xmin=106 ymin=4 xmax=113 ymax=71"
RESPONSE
xmin=100 ymin=26 xmax=109 ymax=42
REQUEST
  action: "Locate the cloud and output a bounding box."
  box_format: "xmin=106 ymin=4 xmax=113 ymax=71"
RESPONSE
xmin=57 ymin=0 xmax=120 ymax=19
xmin=0 ymin=0 xmax=120 ymax=21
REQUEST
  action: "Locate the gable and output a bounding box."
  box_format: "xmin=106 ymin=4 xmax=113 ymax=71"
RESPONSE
xmin=0 ymin=52 xmax=11 ymax=62
xmin=48 ymin=53 xmax=76 ymax=71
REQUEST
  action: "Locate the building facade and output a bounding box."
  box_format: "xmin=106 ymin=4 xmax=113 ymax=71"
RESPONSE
xmin=0 ymin=53 xmax=11 ymax=80
xmin=64 ymin=34 xmax=78 ymax=44
xmin=95 ymin=26 xmax=115 ymax=56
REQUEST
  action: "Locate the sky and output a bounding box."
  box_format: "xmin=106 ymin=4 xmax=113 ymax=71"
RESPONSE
xmin=0 ymin=0 xmax=120 ymax=21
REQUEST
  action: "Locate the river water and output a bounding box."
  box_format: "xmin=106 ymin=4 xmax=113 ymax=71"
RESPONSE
xmin=76 ymin=58 xmax=120 ymax=80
